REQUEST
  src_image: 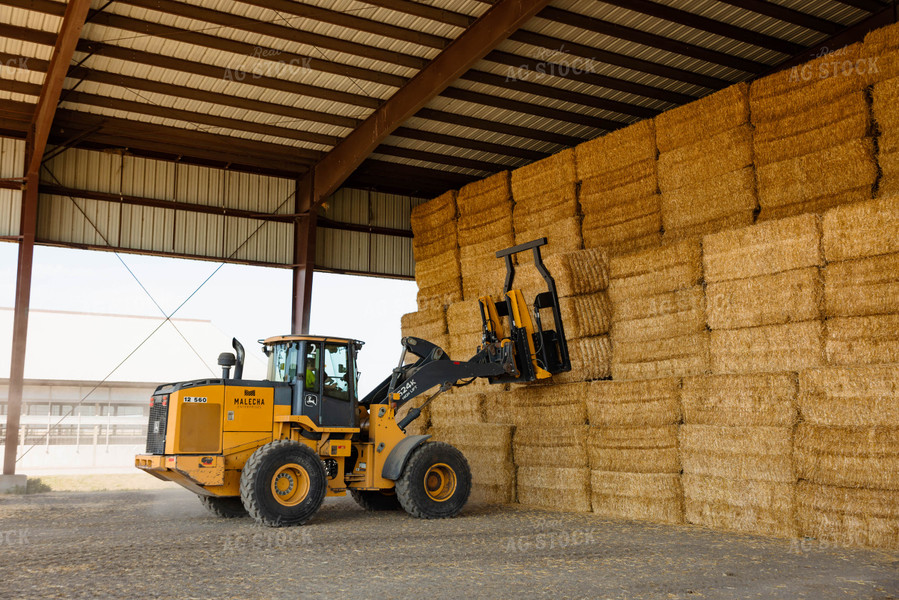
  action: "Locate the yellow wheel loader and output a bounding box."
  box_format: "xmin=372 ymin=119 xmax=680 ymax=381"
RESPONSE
xmin=136 ymin=238 xmax=570 ymax=526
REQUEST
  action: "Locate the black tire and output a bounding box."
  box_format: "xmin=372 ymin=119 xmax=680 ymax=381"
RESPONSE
xmin=199 ymin=495 xmax=248 ymax=518
xmin=349 ymin=488 xmax=402 ymax=511
xmin=396 ymin=442 xmax=471 ymax=519
xmin=240 ymin=440 xmax=327 ymax=527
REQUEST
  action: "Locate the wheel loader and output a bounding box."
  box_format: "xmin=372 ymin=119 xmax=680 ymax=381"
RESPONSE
xmin=135 ymin=238 xmax=570 ymax=526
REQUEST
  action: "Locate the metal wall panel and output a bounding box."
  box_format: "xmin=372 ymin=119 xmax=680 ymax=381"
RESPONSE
xmin=42 ymin=147 xmax=122 ymax=194
xmin=0 ymin=188 xmax=21 ymax=238
xmin=121 ymin=155 xmax=176 ymax=201
xmin=118 ymin=205 xmax=176 ymax=253
xmin=37 ymin=194 xmax=121 ymax=247
xmin=369 ymin=233 xmax=414 ymax=277
xmin=0 ymin=137 xmax=24 ymax=237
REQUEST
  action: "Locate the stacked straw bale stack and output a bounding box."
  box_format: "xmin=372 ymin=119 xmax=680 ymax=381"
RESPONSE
xmin=410 ymin=191 xmax=461 ymax=309
xmin=516 ymin=247 xmax=613 ymax=383
xmin=655 ymin=83 xmax=757 ymax=241
xmin=587 ymin=378 xmax=683 ymax=524
xmin=575 ymin=120 xmax=662 ymax=254
xmin=680 ymin=374 xmax=798 ymax=537
xmin=400 ymin=307 xmax=448 ymax=359
xmin=510 ymin=382 xmax=591 ymax=512
xmin=511 ymin=149 xmax=581 ymax=261
xmin=865 ymin=23 xmax=899 ymax=196
xmin=751 ymin=44 xmax=876 ymax=220
xmin=795 ymin=365 xmax=899 ymax=549
xmin=608 ymin=239 xmax=709 ymax=380
xmin=456 ymin=172 xmax=514 ymax=301
xmin=704 ymin=215 xmax=825 ymax=374
xmin=430 ymin=424 xmax=516 ymax=504
xmin=822 ymin=197 xmax=899 ymax=365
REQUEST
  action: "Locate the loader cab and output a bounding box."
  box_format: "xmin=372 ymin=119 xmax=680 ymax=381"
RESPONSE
xmin=262 ymin=335 xmax=363 ymax=428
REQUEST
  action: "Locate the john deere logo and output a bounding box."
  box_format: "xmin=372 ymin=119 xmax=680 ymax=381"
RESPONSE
xmin=304 ymin=394 xmax=317 ymax=407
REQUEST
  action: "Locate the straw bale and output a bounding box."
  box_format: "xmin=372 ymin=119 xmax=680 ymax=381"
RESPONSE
xmin=471 ymin=480 xmax=516 ymax=505
xmin=448 ymin=331 xmax=481 ymax=361
xmin=583 ymin=223 xmax=661 ymax=257
xmin=797 ymin=482 xmax=899 ymax=550
xmin=660 ymin=167 xmax=757 ymax=235
xmin=515 ymin=217 xmax=583 ymax=263
xmin=613 ymin=331 xmax=709 ymax=365
xmin=587 ymin=378 xmax=681 ymax=427
xmin=825 ymin=314 xmax=899 ymax=365
xmin=429 ymin=390 xmax=485 ymax=426
xmin=611 ymin=334 xmax=709 ymax=382
xmin=511 ymin=149 xmax=576 ymax=199
xmin=683 ymin=474 xmax=796 ymax=537
xmin=878 ymin=151 xmax=899 ymax=198
xmin=750 ymin=44 xmax=864 ymax=123
xmin=416 ymin=279 xmax=462 ymax=310
xmin=794 ymin=424 xmax=899 ymax=489
xmin=703 ymin=213 xmax=823 ymax=283
xmin=513 ymin=426 xmax=589 ymax=467
xmin=756 ymin=138 xmax=877 ymax=218
xmin=460 ymin=234 xmax=514 ymax=273
xmin=798 ymin=365 xmax=899 ymax=427
xmin=706 ymin=267 xmax=824 ymax=330
xmin=822 ymin=196 xmax=899 ymax=262
xmin=555 ymin=293 xmax=612 ymax=340
xmin=579 ymin=161 xmax=657 ymax=205
xmin=711 ymin=321 xmax=824 ymax=374
xmin=461 ymin=263 xmax=507 ymax=302
xmin=446 ymin=299 xmax=483 ymax=335
xmin=509 ymin=382 xmax=588 ymax=427
xmin=679 ymin=425 xmax=794 ymax=482
xmin=758 ymin=187 xmax=872 ymax=222
xmin=862 ymin=22 xmax=899 ymax=84
xmin=517 ymin=247 xmax=610 ymax=298
xmin=456 ymin=171 xmax=510 ymax=217
xmin=655 ymin=83 xmax=749 ymax=152
xmin=873 ymin=76 xmax=899 ymax=132
xmin=512 ymin=185 xmax=578 ymax=230
xmin=414 ymin=249 xmax=460 ymax=288
xmin=608 ymin=239 xmax=702 ymax=298
xmin=430 ymin=423 xmax=513 ymax=459
xmin=591 ymin=471 xmax=683 ymax=524
xmin=516 ymin=466 xmax=591 ymax=512
xmin=752 ymin=92 xmax=870 ymax=167
xmin=588 ymin=426 xmax=679 ymax=473
xmin=611 ymin=286 xmax=705 ymax=341
xmin=681 ymin=373 xmax=797 ymax=427
xmin=481 ymin=387 xmax=513 ymax=424
xmin=395 ymin=398 xmax=430 ymax=436
xmin=554 ymin=335 xmax=613 ymax=383
xmin=401 ymin=307 xmax=446 ymax=339
xmin=658 ymin=125 xmax=753 ymax=191
xmin=575 ymin=119 xmax=657 ymax=181
xmin=662 ymin=212 xmax=755 ymax=245
xmin=411 ymin=191 xmax=456 ymax=234
xmin=458 ymin=212 xmax=513 ymax=247
xmin=824 ymin=253 xmax=899 ymax=317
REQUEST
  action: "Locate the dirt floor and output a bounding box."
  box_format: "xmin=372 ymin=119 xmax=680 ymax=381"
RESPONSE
xmin=0 ymin=487 xmax=897 ymax=600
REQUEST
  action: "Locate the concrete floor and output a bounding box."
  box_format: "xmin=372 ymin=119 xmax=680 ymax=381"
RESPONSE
xmin=0 ymin=487 xmax=897 ymax=599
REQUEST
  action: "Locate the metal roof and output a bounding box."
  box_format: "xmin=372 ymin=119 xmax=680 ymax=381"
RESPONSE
xmin=0 ymin=0 xmax=892 ymax=200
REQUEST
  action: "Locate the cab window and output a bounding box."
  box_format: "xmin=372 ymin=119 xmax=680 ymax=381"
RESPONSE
xmin=268 ymin=343 xmax=299 ymax=383
xmin=323 ymin=343 xmax=350 ymax=401
xmin=304 ymin=343 xmax=320 ymax=392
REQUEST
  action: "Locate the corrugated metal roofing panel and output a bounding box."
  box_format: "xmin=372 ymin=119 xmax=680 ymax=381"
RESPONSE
xmin=0 ymin=188 xmax=21 ymax=238
xmin=37 ymin=194 xmax=121 ymax=247
xmin=224 ymin=216 xmax=293 ymax=265
xmin=118 ymin=204 xmax=176 ymax=253
xmin=401 ymin=116 xmax=567 ymax=156
xmin=121 ymin=155 xmax=176 ymax=201
xmin=173 ymin=210 xmax=226 ymax=259
xmin=380 ymin=133 xmax=526 ymax=169
xmin=175 ymin=164 xmax=226 ymax=207
xmin=316 ymin=228 xmax=369 ymax=272
xmin=223 ymin=170 xmax=294 ymax=214
xmin=369 ymin=191 xmax=416 ymax=230
xmin=367 ymin=152 xmax=489 ymax=179
xmin=324 ymin=188 xmax=370 ymax=226
xmin=369 ymin=233 xmax=414 ymax=277
xmin=43 ymin=148 xmax=123 ymax=195
xmin=0 ymin=137 xmax=24 ymax=178
xmin=0 ymin=136 xmax=23 ymax=237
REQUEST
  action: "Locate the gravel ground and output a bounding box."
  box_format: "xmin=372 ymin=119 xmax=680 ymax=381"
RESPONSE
xmin=0 ymin=487 xmax=897 ymax=600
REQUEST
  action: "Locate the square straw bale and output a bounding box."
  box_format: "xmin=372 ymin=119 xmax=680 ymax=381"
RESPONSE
xmin=554 ymin=292 xmax=613 ymax=340
xmin=518 ymin=247 xmax=610 ymax=297
xmin=583 ymin=217 xmax=662 ymax=256
xmin=703 ymin=213 xmax=823 ymax=283
xmin=756 ymin=138 xmax=877 ymax=219
xmin=824 ymin=252 xmax=899 ymax=317
xmin=516 ymin=466 xmax=592 ymax=512
xmin=611 ymin=334 xmax=709 ymax=382
xmin=580 ymin=160 xmax=657 ymax=205
xmin=429 ymin=390 xmax=485 ymax=426
xmin=863 ymin=21 xmax=899 ymax=83
xmin=679 ymin=425 xmax=794 ymax=482
xmin=794 ymin=424 xmax=899 ymax=489
xmin=575 ymin=119 xmax=657 ymax=181
xmin=658 ymin=125 xmax=753 ymax=191
xmin=660 ymin=167 xmax=758 ymax=235
xmin=552 ymin=335 xmax=613 ymax=383
xmin=446 ymin=299 xmax=483 ymax=335
xmin=588 ymin=425 xmax=679 ymax=473
xmin=456 ymin=171 xmax=510 ymax=217
xmin=461 ymin=263 xmax=508 ymax=302
xmin=481 ymin=386 xmax=513 ymax=424
xmin=799 ymin=365 xmax=899 ymax=427
xmin=512 ymin=185 xmax=578 ymax=230
xmin=511 ymin=148 xmax=576 ymax=200
xmin=430 ymin=423 xmax=513 ymax=460
xmin=591 ymin=471 xmax=683 ymax=524
xmin=655 ymin=83 xmax=749 ymax=152
xmin=416 ymin=278 xmax=462 ymax=310
xmin=750 ymin=44 xmax=864 ymax=123
xmin=460 ymin=234 xmax=515 ymax=273
xmin=587 ymin=378 xmax=681 ymax=427
xmin=822 ymin=196 xmax=899 ymax=262
xmin=611 ymin=286 xmax=705 ymax=342
xmin=710 ymin=320 xmax=824 ymax=374
xmin=877 ymin=151 xmax=899 ymax=197
xmin=681 ymin=373 xmax=797 ymax=427
xmin=414 ymin=249 xmax=460 ymax=288
xmin=683 ymin=474 xmax=796 ymax=537
xmin=613 ymin=331 xmax=709 ymax=365
xmin=471 ymin=479 xmax=516 ymax=505
xmin=609 ymin=239 xmax=702 ymax=298
xmin=825 ymin=314 xmax=899 ymax=365
xmin=797 ymin=482 xmax=899 ymax=550
xmin=706 ymin=267 xmax=824 ymax=330
xmin=509 ymin=381 xmax=588 ymax=427
xmin=458 ymin=211 xmax=513 ymax=247
xmin=873 ymin=76 xmax=899 ymax=131
xmin=401 ymin=307 xmax=447 ymax=339
xmin=448 ymin=331 xmax=482 ymax=361
xmin=513 ymin=425 xmax=589 ymax=468
xmin=753 ymin=91 xmax=870 ymax=167
xmin=411 ymin=190 xmax=457 ymax=235
xmin=661 ymin=211 xmax=756 ymax=245
xmin=515 ymin=217 xmax=583 ymax=263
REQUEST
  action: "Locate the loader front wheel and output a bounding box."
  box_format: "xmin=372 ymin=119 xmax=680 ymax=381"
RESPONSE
xmin=199 ymin=495 xmax=248 ymax=518
xmin=396 ymin=442 xmax=471 ymax=519
xmin=350 ymin=488 xmax=402 ymax=511
xmin=240 ymin=440 xmax=327 ymax=527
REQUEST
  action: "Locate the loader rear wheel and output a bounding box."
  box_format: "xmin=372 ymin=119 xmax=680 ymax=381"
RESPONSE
xmin=349 ymin=488 xmax=402 ymax=511
xmin=240 ymin=440 xmax=327 ymax=527
xmin=396 ymin=442 xmax=471 ymax=519
xmin=199 ymin=495 xmax=248 ymax=518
